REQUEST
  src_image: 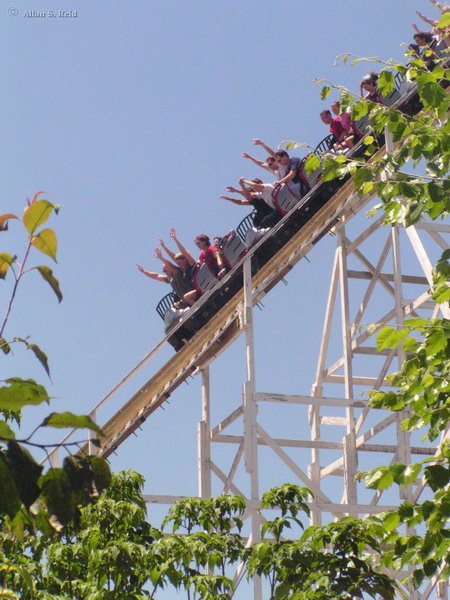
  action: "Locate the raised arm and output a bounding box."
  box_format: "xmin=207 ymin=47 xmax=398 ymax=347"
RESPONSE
xmin=219 ymin=195 xmax=251 ymax=206
xmin=154 ymin=247 xmax=179 ymax=273
xmin=241 ymin=152 xmax=274 ymax=174
xmin=252 ymin=138 xmax=277 ymax=157
xmin=226 ymin=185 xmax=247 ymax=197
xmin=170 ymin=228 xmax=196 ymax=266
xmin=240 ymin=177 xmax=264 ymax=193
xmin=429 ymin=0 xmax=447 ymax=12
xmin=136 ymin=264 xmax=168 ymax=283
xmin=416 ymin=10 xmax=439 ymax=27
xmin=158 ymin=238 xmax=177 ymax=261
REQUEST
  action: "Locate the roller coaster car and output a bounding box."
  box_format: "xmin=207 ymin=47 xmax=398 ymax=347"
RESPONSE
xmin=192 ymin=263 xmax=219 ymax=295
xmin=219 ymin=230 xmax=248 ymax=270
xmin=158 ymin=66 xmax=441 ymax=351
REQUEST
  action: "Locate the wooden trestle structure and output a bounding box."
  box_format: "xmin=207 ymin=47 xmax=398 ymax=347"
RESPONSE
xmin=49 ymin=132 xmax=449 ymax=600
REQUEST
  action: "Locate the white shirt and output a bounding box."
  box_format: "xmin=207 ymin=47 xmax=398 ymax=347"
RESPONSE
xmin=257 ymin=183 xmax=276 ymax=209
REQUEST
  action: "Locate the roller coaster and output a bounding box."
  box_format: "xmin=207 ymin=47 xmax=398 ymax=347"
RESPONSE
xmin=156 ymin=69 xmax=425 ymax=352
xmin=48 ymin=38 xmax=450 ymax=600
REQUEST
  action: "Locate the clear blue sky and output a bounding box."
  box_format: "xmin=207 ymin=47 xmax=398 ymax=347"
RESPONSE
xmin=3 ymin=1 xmax=443 ymax=593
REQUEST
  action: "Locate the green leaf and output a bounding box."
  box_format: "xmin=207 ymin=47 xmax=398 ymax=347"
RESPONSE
xmin=351 ymin=102 xmax=369 ymax=120
xmin=31 ymin=228 xmax=58 ymax=262
xmin=0 ymin=420 xmax=16 ymax=440
xmin=23 ymin=200 xmax=54 ymax=234
xmin=320 ymin=85 xmax=331 ymax=100
xmin=321 ymin=158 xmax=342 ymax=181
xmin=40 ymin=468 xmax=77 ymax=528
xmin=438 ymin=12 xmax=450 ymax=29
xmin=401 ymin=463 xmax=422 ymax=487
xmin=362 ymin=181 xmax=374 ymax=195
xmin=41 ymin=412 xmax=103 ymax=436
xmin=0 ymin=379 xmax=50 ymax=410
xmin=378 ymin=71 xmax=395 ymax=97
xmin=0 ymin=453 xmax=21 ymax=518
xmin=0 ymin=338 xmax=11 ymax=355
xmin=419 ymin=80 xmax=448 ymax=112
xmin=90 ymin=456 xmax=112 ymax=494
xmin=376 ymin=326 xmax=410 ymax=351
xmin=424 ymin=465 xmax=450 ymax=491
xmin=383 ymin=511 xmax=400 ymax=532
xmin=354 ymin=167 xmax=372 ymax=190
xmin=36 ymin=266 xmax=63 ymax=303
xmin=28 ymin=343 xmax=50 ymax=377
xmin=365 ymin=467 xmax=394 ymax=490
xmin=0 ymin=253 xmax=15 ymax=280
xmin=6 ymin=441 xmax=43 ymax=509
xmin=304 ymin=153 xmax=321 ymax=176
xmin=425 ymin=330 xmax=448 ymax=356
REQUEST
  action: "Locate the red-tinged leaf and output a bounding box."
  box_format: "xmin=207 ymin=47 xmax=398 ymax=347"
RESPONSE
xmin=30 ymin=191 xmax=45 ymax=204
xmin=23 ymin=200 xmax=54 ymax=234
xmin=31 ymin=228 xmax=58 ymax=262
xmin=0 ymin=214 xmax=18 ymax=230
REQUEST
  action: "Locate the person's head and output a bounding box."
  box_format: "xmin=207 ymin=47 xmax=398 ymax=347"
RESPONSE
xmin=274 ymin=150 xmax=290 ymax=166
xmin=213 ymin=236 xmax=222 ymax=248
xmin=163 ymin=262 xmax=179 ymax=276
xmin=360 ymin=72 xmax=379 ymax=93
xmin=331 ymin=101 xmax=340 ymax=116
xmin=194 ymin=234 xmax=210 ymax=250
xmin=413 ymin=31 xmax=433 ymax=47
xmin=174 ymin=252 xmax=189 ymax=270
xmin=266 ymin=156 xmax=277 ymax=169
xmin=320 ymin=109 xmax=332 ymax=124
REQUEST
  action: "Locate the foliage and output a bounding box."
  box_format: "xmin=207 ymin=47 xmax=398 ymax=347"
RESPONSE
xmin=0 ymin=197 xmax=110 ymax=536
xmin=311 ymin=51 xmax=450 ymax=594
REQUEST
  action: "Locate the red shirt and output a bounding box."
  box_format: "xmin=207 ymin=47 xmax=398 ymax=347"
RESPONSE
xmin=198 ymin=246 xmax=220 ymax=276
xmin=330 ymin=117 xmax=345 ymax=140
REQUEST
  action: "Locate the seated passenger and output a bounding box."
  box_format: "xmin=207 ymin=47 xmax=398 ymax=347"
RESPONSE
xmin=414 ymin=3 xmax=450 ymax=48
xmin=136 ymin=248 xmax=196 ymax=308
xmin=213 ymin=236 xmax=223 ymax=248
xmin=194 ymin=234 xmax=227 ymax=279
xmin=320 ymin=109 xmax=352 ymax=151
xmin=221 ymin=177 xmax=273 ymax=227
xmin=360 ymin=72 xmax=383 ymax=104
xmin=331 ymin=101 xmax=363 ymax=147
xmin=413 ymin=31 xmax=438 ymax=69
xmin=239 ymin=177 xmax=282 ymax=230
xmin=272 ymin=150 xmax=302 ymax=189
xmin=158 ymin=229 xmax=198 ymax=306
